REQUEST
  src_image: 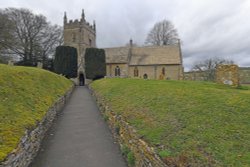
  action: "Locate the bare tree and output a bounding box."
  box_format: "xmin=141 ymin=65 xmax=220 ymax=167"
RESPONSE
xmin=0 ymin=8 xmax=62 ymax=66
xmin=145 ymin=19 xmax=179 ymax=46
xmin=192 ymin=57 xmax=234 ymax=81
xmin=0 ymin=10 xmax=15 ymax=62
xmin=36 ymin=24 xmax=63 ymax=62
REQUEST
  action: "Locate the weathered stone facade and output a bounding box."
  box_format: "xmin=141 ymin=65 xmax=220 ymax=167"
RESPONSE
xmin=63 ymin=10 xmax=96 ymax=75
xmin=215 ymin=64 xmax=239 ymax=87
xmin=105 ymin=42 xmax=184 ymax=80
xmin=0 ymin=86 xmax=74 ymax=167
xmin=90 ymin=86 xmax=168 ymax=167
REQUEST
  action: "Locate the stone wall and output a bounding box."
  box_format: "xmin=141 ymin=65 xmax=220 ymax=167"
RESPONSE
xmin=106 ymin=64 xmax=183 ymax=80
xmin=184 ymin=71 xmax=207 ymax=81
xmin=239 ymin=67 xmax=250 ymax=84
xmin=185 ymin=66 xmax=250 ymax=84
xmin=215 ymin=64 xmax=239 ymax=87
xmin=106 ymin=63 xmax=128 ymax=78
xmin=128 ymin=65 xmax=182 ymax=80
xmin=90 ymin=87 xmax=167 ymax=167
xmin=0 ymin=86 xmax=74 ymax=167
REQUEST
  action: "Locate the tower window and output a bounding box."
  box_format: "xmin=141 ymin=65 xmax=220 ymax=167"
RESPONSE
xmin=72 ymin=33 xmax=76 ymax=42
xmin=89 ymin=39 xmax=92 ymax=47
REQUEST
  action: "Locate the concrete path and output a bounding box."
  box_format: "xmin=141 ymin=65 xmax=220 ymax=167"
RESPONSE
xmin=30 ymin=86 xmax=127 ymax=167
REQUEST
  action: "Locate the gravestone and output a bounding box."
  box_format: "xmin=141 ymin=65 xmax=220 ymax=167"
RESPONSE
xmin=8 ymin=60 xmax=14 ymax=66
xmin=37 ymin=62 xmax=43 ymax=68
xmin=216 ymin=64 xmax=240 ymax=87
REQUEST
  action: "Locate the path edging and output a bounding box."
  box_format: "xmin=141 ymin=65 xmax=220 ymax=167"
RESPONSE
xmin=89 ymin=85 xmax=167 ymax=167
xmin=0 ymin=85 xmax=75 ymax=167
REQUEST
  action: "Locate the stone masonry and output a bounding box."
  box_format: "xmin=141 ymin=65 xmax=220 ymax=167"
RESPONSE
xmin=63 ymin=10 xmax=96 ymax=75
xmin=215 ymin=64 xmax=240 ymax=87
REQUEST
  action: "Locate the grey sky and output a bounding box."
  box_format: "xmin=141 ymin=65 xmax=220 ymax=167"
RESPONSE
xmin=1 ymin=0 xmax=250 ymax=70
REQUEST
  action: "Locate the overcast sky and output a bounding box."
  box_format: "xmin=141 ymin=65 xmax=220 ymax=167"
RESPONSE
xmin=1 ymin=0 xmax=250 ymax=70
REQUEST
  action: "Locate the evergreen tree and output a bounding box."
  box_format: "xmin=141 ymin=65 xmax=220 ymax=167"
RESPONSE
xmin=54 ymin=46 xmax=77 ymax=78
xmin=85 ymin=48 xmax=106 ymax=79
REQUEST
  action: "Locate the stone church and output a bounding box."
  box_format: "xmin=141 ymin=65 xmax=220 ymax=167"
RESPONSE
xmin=63 ymin=10 xmax=184 ymax=82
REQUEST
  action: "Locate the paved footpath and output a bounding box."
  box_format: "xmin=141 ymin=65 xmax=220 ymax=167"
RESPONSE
xmin=30 ymin=86 xmax=127 ymax=167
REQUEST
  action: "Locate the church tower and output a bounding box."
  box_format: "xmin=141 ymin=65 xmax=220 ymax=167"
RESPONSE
xmin=63 ymin=10 xmax=96 ymax=75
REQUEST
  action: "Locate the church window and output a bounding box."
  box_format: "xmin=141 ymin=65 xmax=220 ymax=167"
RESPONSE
xmin=162 ymin=67 xmax=165 ymax=75
xmin=115 ymin=66 xmax=120 ymax=76
xmin=134 ymin=67 xmax=139 ymax=77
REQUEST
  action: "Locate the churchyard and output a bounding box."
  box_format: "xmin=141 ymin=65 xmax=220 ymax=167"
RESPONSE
xmin=91 ymin=78 xmax=250 ymax=166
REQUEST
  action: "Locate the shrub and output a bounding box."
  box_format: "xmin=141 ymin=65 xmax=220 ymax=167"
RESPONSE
xmin=54 ymin=46 xmax=77 ymax=78
xmin=85 ymin=48 xmax=106 ymax=79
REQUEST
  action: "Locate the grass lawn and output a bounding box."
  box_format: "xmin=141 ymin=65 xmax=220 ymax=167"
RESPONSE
xmin=0 ymin=64 xmax=72 ymax=161
xmin=91 ymin=78 xmax=250 ymax=166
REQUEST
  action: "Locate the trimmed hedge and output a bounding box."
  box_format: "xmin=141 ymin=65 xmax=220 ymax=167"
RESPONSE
xmin=85 ymin=48 xmax=106 ymax=79
xmin=54 ymin=46 xmax=77 ymax=78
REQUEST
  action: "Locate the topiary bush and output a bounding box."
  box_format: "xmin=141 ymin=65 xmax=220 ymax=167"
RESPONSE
xmin=54 ymin=46 xmax=77 ymax=78
xmin=85 ymin=48 xmax=106 ymax=79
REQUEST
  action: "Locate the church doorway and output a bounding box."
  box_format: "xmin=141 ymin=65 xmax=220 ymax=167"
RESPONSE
xmin=79 ymin=73 xmax=85 ymax=86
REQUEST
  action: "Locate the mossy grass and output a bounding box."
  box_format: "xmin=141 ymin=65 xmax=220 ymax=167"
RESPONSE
xmin=0 ymin=64 xmax=72 ymax=161
xmin=91 ymin=78 xmax=250 ymax=166
xmin=159 ymin=150 xmax=172 ymax=158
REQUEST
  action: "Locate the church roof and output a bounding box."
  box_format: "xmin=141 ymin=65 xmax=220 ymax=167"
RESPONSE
xmin=129 ymin=45 xmax=181 ymax=65
xmin=105 ymin=47 xmax=129 ymax=64
xmin=104 ymin=45 xmax=182 ymax=65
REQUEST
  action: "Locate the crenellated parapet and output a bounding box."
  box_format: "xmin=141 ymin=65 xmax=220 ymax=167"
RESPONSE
xmin=63 ymin=10 xmax=96 ymax=34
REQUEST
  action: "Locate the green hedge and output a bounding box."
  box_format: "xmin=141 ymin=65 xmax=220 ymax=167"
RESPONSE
xmin=85 ymin=48 xmax=106 ymax=79
xmin=54 ymin=46 xmax=77 ymax=78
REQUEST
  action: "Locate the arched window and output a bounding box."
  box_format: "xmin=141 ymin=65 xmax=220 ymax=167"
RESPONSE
xmin=162 ymin=67 xmax=165 ymax=75
xmin=143 ymin=73 xmax=148 ymax=79
xmin=115 ymin=66 xmax=120 ymax=76
xmin=72 ymin=32 xmax=76 ymax=42
xmin=134 ymin=67 xmax=139 ymax=77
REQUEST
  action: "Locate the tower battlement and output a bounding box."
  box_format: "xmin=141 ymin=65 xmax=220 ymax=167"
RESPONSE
xmin=63 ymin=10 xmax=96 ymax=34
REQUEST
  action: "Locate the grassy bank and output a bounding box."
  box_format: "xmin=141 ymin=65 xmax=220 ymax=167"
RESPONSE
xmin=0 ymin=64 xmax=72 ymax=161
xmin=91 ymin=78 xmax=250 ymax=166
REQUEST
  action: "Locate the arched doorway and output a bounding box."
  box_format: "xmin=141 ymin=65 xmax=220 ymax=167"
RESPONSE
xmin=79 ymin=73 xmax=85 ymax=86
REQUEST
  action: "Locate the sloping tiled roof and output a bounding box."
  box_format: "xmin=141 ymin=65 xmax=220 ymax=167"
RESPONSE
xmin=104 ymin=47 xmax=129 ymax=63
xmin=129 ymin=45 xmax=181 ymax=65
